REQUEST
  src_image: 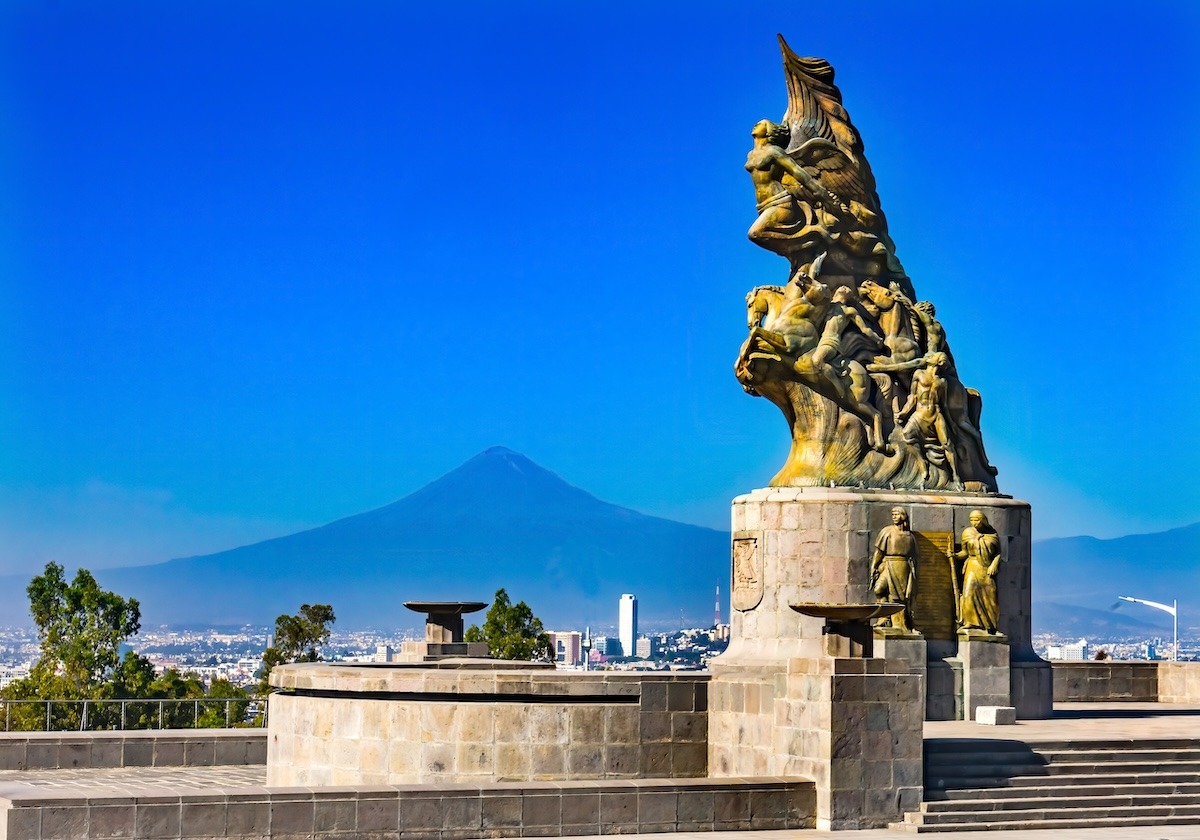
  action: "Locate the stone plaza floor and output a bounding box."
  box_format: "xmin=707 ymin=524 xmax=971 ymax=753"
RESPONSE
xmin=1 ymin=703 xmax=1198 ymax=836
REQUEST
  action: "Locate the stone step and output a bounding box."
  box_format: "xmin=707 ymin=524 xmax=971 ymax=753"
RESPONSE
xmin=925 ymin=748 xmax=1200 ymax=770
xmin=928 ymin=771 xmax=1200 ymax=792
xmin=922 ymin=791 xmax=1200 ymax=813
xmin=926 ymin=759 xmax=1200 ymax=783
xmin=1034 ymin=748 xmax=1200 ymax=763
xmin=889 ymin=813 xmax=1200 ymax=833
xmin=927 ymin=779 xmax=1200 ymax=801
xmin=906 ymin=802 xmax=1200 ymax=826
xmin=926 ymin=737 xmax=1200 ymax=754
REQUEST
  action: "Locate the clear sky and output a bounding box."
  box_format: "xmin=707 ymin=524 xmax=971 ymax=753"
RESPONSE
xmin=1 ymin=1 xmax=1198 ymax=575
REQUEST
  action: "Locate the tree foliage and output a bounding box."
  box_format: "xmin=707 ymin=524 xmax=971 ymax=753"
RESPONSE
xmin=24 ymin=561 xmax=141 ymax=694
xmin=1 ymin=562 xmax=251 ymax=730
xmin=465 ymin=588 xmax=552 ymax=661
xmin=260 ymin=603 xmax=336 ymax=690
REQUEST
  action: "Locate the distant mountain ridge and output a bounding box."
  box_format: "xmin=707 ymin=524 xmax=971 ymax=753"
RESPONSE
xmin=82 ymin=447 xmax=728 ymax=630
xmin=0 ymin=450 xmax=1194 ymax=637
xmin=1032 ymin=522 xmax=1200 ymax=636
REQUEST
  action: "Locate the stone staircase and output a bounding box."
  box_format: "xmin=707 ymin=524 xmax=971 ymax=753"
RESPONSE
xmin=893 ymin=737 xmax=1200 ymax=832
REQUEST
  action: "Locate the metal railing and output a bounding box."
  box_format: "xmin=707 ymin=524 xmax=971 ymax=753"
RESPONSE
xmin=0 ymin=698 xmax=268 ymax=732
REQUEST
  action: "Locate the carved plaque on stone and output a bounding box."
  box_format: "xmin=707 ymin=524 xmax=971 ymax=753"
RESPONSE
xmin=731 ymin=533 xmax=763 ymax=611
xmin=912 ymin=531 xmax=955 ymax=640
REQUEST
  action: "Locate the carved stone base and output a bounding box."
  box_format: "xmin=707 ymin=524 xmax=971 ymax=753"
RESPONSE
xmin=722 ymin=487 xmax=1050 ymax=721
xmin=960 ymin=637 xmax=1011 ymax=721
xmin=708 ymin=655 xmax=922 ymax=830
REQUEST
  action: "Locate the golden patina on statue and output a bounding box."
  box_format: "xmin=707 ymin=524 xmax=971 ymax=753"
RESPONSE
xmin=736 ymin=36 xmax=998 ymax=493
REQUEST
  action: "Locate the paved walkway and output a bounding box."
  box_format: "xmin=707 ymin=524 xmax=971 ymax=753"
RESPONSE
xmin=925 ymin=701 xmax=1200 ymax=741
xmin=625 ymin=828 xmax=1200 ymax=839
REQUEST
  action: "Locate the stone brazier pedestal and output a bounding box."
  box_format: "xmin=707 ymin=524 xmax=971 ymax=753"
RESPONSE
xmin=707 ymin=487 xmax=1049 ymax=830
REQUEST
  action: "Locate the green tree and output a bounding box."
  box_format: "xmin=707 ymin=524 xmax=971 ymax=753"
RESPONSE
xmin=23 ymin=561 xmax=141 ymax=695
xmin=465 ymin=588 xmax=553 ymax=661
xmin=260 ymin=603 xmax=336 ymax=690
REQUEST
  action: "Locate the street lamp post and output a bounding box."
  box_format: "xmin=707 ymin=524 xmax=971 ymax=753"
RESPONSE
xmin=1118 ymin=596 xmax=1178 ymax=661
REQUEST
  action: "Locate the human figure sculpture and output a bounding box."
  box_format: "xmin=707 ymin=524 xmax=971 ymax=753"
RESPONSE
xmin=950 ymin=510 xmax=1004 ymax=635
xmin=744 ymin=120 xmax=844 ymax=274
xmin=897 ymin=352 xmax=958 ymax=483
xmin=871 ymin=507 xmax=917 ymax=633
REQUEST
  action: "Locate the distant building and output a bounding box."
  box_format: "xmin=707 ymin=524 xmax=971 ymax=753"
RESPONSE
xmin=549 ymin=631 xmax=582 ymax=666
xmin=1046 ymin=638 xmax=1090 ymax=661
xmin=635 ymin=636 xmax=654 ymax=659
xmin=0 ymin=665 xmax=29 ymax=689
xmin=619 ymin=594 xmax=638 ymax=658
xmin=373 ymin=644 xmax=394 ymax=663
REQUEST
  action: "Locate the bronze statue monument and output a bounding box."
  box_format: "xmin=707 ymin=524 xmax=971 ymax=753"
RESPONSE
xmin=870 ymin=507 xmax=917 ymax=634
xmin=735 ymin=36 xmax=998 ymax=493
xmin=950 ymin=510 xmax=1005 ymax=636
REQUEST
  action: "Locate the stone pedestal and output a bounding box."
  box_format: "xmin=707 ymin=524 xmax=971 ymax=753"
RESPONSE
xmin=960 ymin=636 xmax=1010 ymax=720
xmin=710 ymin=486 xmax=1050 ymax=827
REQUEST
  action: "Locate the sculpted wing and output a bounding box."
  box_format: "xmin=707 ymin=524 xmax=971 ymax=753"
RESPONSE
xmin=777 ymin=35 xmax=882 ymax=220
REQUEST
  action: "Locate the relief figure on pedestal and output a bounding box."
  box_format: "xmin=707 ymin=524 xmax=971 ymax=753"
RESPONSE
xmin=871 ymin=507 xmax=917 ymax=633
xmin=897 ymin=352 xmax=958 ymax=484
xmin=950 ymin=510 xmax=1004 ymax=636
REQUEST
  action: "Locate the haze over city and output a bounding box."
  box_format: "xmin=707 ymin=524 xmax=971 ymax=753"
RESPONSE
xmin=2 ymin=2 xmax=1198 ymax=580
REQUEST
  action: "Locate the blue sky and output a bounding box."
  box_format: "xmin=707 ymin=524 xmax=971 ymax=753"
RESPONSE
xmin=1 ymin=1 xmax=1198 ymax=574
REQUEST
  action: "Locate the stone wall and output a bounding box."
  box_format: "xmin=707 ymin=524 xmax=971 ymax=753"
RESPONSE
xmin=0 ymin=730 xmax=265 ymax=771
xmin=1051 ymin=661 xmax=1200 ymax=703
xmin=267 ymin=666 xmax=708 ymax=786
xmin=0 ymin=776 xmax=816 ymax=840
xmin=1160 ymin=662 xmax=1200 ymax=703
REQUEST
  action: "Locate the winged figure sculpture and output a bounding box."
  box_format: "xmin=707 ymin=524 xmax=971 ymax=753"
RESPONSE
xmin=746 ymin=36 xmax=908 ymax=294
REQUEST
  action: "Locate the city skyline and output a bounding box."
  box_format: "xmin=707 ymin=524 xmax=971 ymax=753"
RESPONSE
xmin=2 ymin=3 xmax=1198 ymax=577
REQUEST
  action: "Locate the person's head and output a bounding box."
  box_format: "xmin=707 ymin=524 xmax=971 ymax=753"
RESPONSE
xmin=890 ymin=507 xmax=908 ymax=527
xmin=832 ymin=285 xmax=854 ymax=304
xmin=925 ymin=351 xmax=948 ymax=369
xmin=969 ymin=510 xmax=988 ymax=529
xmin=914 ymin=300 xmax=936 ymax=318
xmin=751 ymin=119 xmax=790 ymax=147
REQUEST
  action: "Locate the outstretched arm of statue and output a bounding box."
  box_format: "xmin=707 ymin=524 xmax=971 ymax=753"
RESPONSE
xmin=771 ymin=149 xmax=846 ymax=212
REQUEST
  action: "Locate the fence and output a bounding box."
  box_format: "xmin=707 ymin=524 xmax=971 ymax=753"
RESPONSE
xmin=0 ymin=697 xmax=267 ymax=732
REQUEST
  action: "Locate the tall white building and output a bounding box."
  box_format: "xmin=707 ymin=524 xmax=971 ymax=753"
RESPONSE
xmin=619 ymin=593 xmax=638 ymax=658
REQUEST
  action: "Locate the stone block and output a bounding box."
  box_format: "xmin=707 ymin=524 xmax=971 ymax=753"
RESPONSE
xmin=714 ymin=789 xmax=751 ymax=828
xmin=179 ymin=803 xmax=225 ymax=837
xmin=598 ymin=791 xmax=637 ymax=830
xmin=442 ymin=796 xmax=481 ymax=830
xmin=640 ymin=743 xmax=672 ymax=777
xmin=134 ymin=803 xmax=179 ymax=839
xmin=671 ymin=743 xmax=707 ymax=777
xmin=975 ymin=705 xmax=1016 ymax=725
xmin=677 ymin=790 xmax=714 ymax=824
xmin=480 ymin=795 xmax=522 ymax=829
xmin=152 ymin=740 xmax=184 ymax=767
xmin=567 ymin=746 xmax=603 ymax=777
xmin=639 ymin=791 xmax=677 ymax=825
xmin=640 ymin=681 xmax=667 ymax=711
xmin=226 ymin=800 xmax=270 ymax=836
xmin=639 ymin=712 xmax=671 ymax=743
xmin=604 ymin=707 xmax=638 ymax=744
xmin=604 ymin=744 xmax=641 ymax=776
xmin=530 ymin=744 xmax=567 ymax=777
xmin=7 ymin=807 xmax=42 ymax=840
xmin=311 ymin=799 xmax=356 ymax=833
xmin=399 ymin=797 xmax=443 ymax=832
xmin=560 ymin=792 xmax=599 ymax=827
xmin=88 ymin=804 xmax=135 ymax=838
